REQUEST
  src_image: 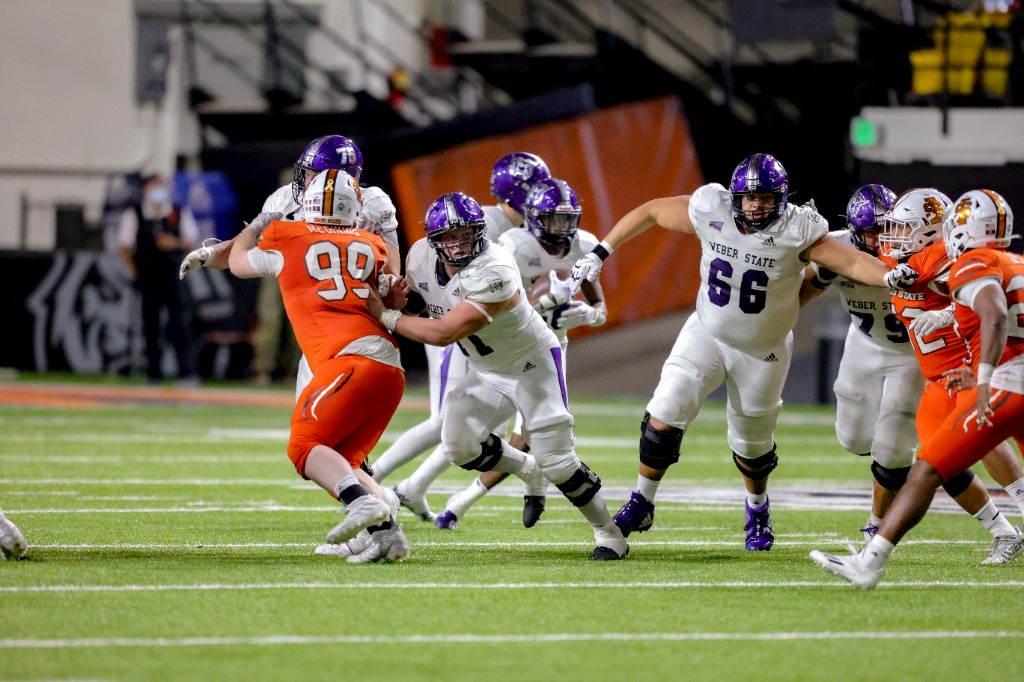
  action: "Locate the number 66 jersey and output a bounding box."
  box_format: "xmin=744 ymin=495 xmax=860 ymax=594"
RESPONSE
xmin=404 ymin=238 xmax=556 ymax=372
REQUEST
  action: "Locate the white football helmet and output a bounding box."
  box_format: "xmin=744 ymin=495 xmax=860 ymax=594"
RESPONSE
xmin=943 ymin=189 xmax=1015 ymax=261
xmin=879 ymin=188 xmax=952 ymax=259
xmin=302 ymin=169 xmax=362 ymax=226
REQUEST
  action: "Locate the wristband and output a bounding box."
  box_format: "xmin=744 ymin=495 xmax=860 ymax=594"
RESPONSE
xmin=588 ymin=307 xmax=608 ymax=327
xmin=379 ymin=309 xmax=402 ymax=332
xmin=810 ymin=275 xmax=832 ymax=291
xmin=593 ymin=240 xmax=615 ymax=261
xmin=977 ymin=363 xmax=995 ymax=385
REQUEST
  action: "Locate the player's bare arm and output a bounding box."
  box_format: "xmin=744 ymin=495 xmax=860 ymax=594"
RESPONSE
xmin=804 ymin=233 xmax=889 ymax=287
xmin=226 ymin=227 xmax=261 ymax=278
xmin=797 ymin=263 xmax=831 ymax=308
xmin=603 ymin=195 xmax=695 ymax=250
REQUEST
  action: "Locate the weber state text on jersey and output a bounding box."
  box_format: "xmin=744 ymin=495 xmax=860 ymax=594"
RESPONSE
xmin=827 ymin=230 xmax=912 ymax=353
xmin=690 ymin=183 xmax=829 ymax=349
xmin=404 ymin=238 xmax=556 ymax=371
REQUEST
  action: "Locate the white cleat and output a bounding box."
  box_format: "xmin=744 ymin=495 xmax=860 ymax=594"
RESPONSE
xmin=347 ymin=524 xmax=411 ymax=564
xmin=325 ymin=495 xmax=391 ymax=544
xmin=809 ymin=549 xmax=883 ymax=590
xmin=981 ymin=527 xmax=1024 ymax=565
xmin=315 ymin=529 xmax=371 ymax=557
xmin=519 ymin=455 xmax=548 ymax=498
xmin=591 ymin=526 xmax=629 ymax=561
xmin=0 ymin=514 xmax=28 ymax=561
xmin=394 ymin=479 xmax=435 ymax=522
xmin=380 ymin=485 xmax=401 ymax=520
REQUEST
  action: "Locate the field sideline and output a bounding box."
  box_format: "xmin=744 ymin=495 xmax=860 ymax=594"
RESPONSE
xmin=1 ymin=379 xmax=1023 ymax=681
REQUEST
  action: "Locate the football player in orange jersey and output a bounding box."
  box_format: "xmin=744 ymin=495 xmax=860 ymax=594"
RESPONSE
xmin=228 ymin=169 xmax=411 ymax=563
xmin=811 ymin=189 xmax=1024 ymax=588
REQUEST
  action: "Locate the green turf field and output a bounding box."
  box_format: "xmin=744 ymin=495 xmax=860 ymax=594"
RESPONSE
xmin=1 ymin=384 xmax=1022 ymax=681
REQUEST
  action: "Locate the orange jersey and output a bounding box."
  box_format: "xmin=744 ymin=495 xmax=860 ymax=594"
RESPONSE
xmin=258 ymin=220 xmax=394 ymax=370
xmin=948 ymin=248 xmax=1024 ymax=371
xmin=883 ymin=243 xmax=965 ymax=381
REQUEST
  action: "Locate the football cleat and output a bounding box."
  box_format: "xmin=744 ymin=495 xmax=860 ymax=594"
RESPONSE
xmin=744 ymin=498 xmax=774 ymax=551
xmin=809 ymin=548 xmax=883 ymax=590
xmin=590 ymin=527 xmax=629 ymax=560
xmin=315 ymin=529 xmax=371 ymax=557
xmin=325 ymin=495 xmax=391 ymax=544
xmin=860 ymin=521 xmax=879 ymax=545
xmin=394 ymin=479 xmax=435 ymax=522
xmin=613 ymin=491 xmax=655 ymax=537
xmin=347 ymin=524 xmax=411 ymax=564
xmin=519 ymin=455 xmax=548 ymax=498
xmin=0 ymin=514 xmax=28 ymax=561
xmin=523 ymin=495 xmax=546 ymax=528
xmin=381 ymin=485 xmax=401 ymax=520
xmin=434 ymin=510 xmax=458 ymax=530
xmin=981 ymin=528 xmax=1024 ymax=565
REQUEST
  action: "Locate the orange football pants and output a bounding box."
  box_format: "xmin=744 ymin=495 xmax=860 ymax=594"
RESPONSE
xmin=288 ymin=354 xmax=405 ymax=478
xmin=916 ymin=386 xmax=1024 ymax=481
xmin=915 ymin=379 xmax=954 ymax=440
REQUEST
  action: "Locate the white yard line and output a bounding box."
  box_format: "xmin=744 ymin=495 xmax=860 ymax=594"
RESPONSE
xmin=0 ymin=630 xmax=1021 ymax=649
xmin=2 ymin=581 xmax=1023 ymax=595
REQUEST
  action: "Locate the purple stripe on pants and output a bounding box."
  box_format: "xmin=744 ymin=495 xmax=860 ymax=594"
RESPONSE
xmin=438 ymin=344 xmax=454 ymax=412
xmin=550 ymin=346 xmax=568 ymax=408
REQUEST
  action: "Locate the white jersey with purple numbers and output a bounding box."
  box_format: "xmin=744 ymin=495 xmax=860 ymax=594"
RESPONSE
xmin=823 ymin=230 xmax=914 ymax=354
xmin=482 ymin=204 xmax=518 ymax=242
xmin=404 ymin=238 xmax=557 ymax=373
xmin=499 ymin=228 xmax=599 ymax=344
xmin=690 ymin=183 xmax=829 ymax=350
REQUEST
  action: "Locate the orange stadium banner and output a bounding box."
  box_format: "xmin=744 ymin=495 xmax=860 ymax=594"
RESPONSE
xmin=390 ymin=96 xmax=705 ymax=335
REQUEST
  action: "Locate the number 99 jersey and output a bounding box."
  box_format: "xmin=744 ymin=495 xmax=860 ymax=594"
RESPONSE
xmin=404 ymin=238 xmax=556 ymax=372
xmin=690 ymin=183 xmax=829 ymax=350
xmin=254 ymin=219 xmax=395 ymax=369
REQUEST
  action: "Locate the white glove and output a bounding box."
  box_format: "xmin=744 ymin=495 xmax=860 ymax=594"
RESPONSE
xmin=346 ymin=523 xmax=411 ymax=564
xmin=377 ymin=273 xmax=397 ymax=296
xmin=536 ymin=269 xmax=573 ymax=311
xmin=568 ymin=252 xmax=603 ymax=296
xmin=246 ymin=211 xmax=283 ymax=239
xmin=179 ymin=244 xmax=214 ymax=280
xmin=883 ymin=263 xmax=919 ymax=290
xmin=909 ymin=309 xmax=954 ymax=336
xmin=551 ymin=301 xmax=607 ymax=330
xmin=354 ymin=186 xmax=398 ymax=234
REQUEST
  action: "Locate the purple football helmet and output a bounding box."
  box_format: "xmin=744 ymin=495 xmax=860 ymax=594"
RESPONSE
xmin=424 ymin=192 xmax=487 ymax=267
xmin=846 ymin=184 xmax=896 ymax=255
xmin=523 ymin=178 xmax=581 ymax=254
xmin=490 ymin=152 xmax=551 ymax=215
xmin=729 ymin=153 xmax=789 ymax=233
xmin=292 ymin=135 xmax=364 ymax=202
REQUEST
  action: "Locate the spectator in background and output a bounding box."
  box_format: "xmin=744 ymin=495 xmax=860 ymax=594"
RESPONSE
xmin=118 ymin=174 xmax=201 ymax=386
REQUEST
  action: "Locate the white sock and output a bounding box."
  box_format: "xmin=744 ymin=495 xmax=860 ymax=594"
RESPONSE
xmin=490 ymin=439 xmax=529 ymax=476
xmin=333 ymin=474 xmax=360 ymax=504
xmin=637 ymin=475 xmax=660 ymax=501
xmin=466 ymin=478 xmax=489 ymax=499
xmin=372 ymin=418 xmax=442 ymax=481
xmin=576 ymin=489 xmax=619 ymax=534
xmin=867 ymin=513 xmax=883 ymax=528
xmin=973 ymin=500 xmax=1017 ymax=538
xmin=403 ymin=446 xmax=451 ymax=493
xmin=863 ymin=535 xmax=895 ymax=570
xmin=1004 ymin=477 xmax=1024 ymax=520
xmin=446 ymin=478 xmax=489 ymax=517
xmin=747 ymin=492 xmax=768 ymax=509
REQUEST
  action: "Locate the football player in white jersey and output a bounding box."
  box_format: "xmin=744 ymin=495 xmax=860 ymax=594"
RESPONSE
xmin=564 ymin=153 xmax=916 ymax=551
xmin=803 ymin=184 xmax=925 ymax=541
xmin=370 ymin=152 xmax=551 ymax=522
xmin=433 ymin=177 xmax=608 ymax=529
xmin=0 ymin=506 xmax=28 ymax=561
xmin=370 ymin=192 xmax=628 ymax=560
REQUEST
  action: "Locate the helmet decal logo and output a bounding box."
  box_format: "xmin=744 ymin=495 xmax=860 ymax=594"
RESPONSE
xmin=952 ymin=196 xmax=973 ymax=226
xmin=923 ymin=196 xmax=946 ymax=224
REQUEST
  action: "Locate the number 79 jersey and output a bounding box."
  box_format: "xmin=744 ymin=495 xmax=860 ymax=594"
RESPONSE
xmin=404 ymin=238 xmax=557 ymax=372
xmin=690 ymin=183 xmax=829 ymax=349
xmin=254 ymin=219 xmax=394 ymax=370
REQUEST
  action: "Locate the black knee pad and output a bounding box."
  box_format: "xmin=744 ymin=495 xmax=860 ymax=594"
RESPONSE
xmin=871 ymin=461 xmax=911 ymax=491
xmin=460 ymin=433 xmax=504 ymax=472
xmin=942 ymin=468 xmax=976 ymax=498
xmin=638 ymin=412 xmax=683 ymax=470
xmin=554 ymin=462 xmax=602 ymax=507
xmin=733 ymin=447 xmax=778 ymax=481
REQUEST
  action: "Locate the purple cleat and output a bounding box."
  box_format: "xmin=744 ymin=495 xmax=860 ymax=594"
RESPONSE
xmin=744 ymin=497 xmax=774 ymax=551
xmin=435 ymin=510 xmax=458 ymax=530
xmin=613 ymin=492 xmax=655 ymax=537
